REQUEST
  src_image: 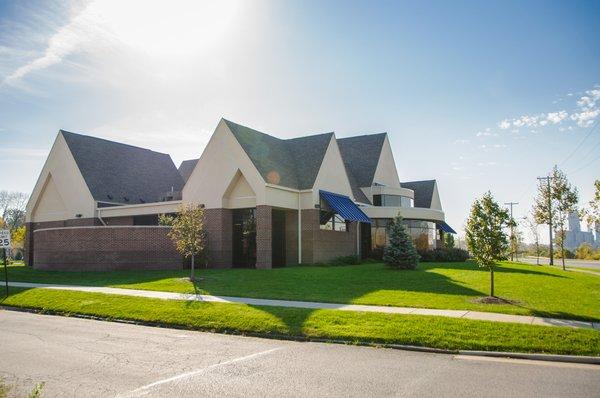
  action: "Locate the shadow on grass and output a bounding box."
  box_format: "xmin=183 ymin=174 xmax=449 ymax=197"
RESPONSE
xmin=424 ymin=261 xmax=567 ymax=278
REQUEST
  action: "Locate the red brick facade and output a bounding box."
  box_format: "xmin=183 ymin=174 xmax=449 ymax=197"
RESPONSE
xmin=32 ymin=226 xmax=182 ymax=271
xmin=204 ymin=208 xmax=233 ymax=268
xmin=255 ymin=205 xmax=272 ymax=269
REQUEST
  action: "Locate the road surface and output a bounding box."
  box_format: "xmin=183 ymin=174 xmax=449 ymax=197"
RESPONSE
xmin=0 ymin=310 xmax=598 ymax=397
xmin=519 ymin=256 xmax=600 ymax=270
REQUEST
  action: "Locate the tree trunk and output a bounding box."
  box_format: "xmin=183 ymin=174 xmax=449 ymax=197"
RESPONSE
xmin=561 ymin=242 xmax=566 ymax=271
xmin=191 ymin=253 xmax=195 ymax=281
xmin=490 ymin=268 xmax=494 ymax=297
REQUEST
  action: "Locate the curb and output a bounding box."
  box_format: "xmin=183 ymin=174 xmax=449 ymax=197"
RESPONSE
xmin=2 ymin=305 xmax=599 ymax=365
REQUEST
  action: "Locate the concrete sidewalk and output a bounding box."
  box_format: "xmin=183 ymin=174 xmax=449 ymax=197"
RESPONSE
xmin=7 ymin=281 xmax=600 ymax=331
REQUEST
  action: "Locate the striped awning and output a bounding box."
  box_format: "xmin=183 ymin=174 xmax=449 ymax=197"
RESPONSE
xmin=437 ymin=221 xmax=457 ymax=234
xmin=319 ymin=190 xmax=371 ymax=223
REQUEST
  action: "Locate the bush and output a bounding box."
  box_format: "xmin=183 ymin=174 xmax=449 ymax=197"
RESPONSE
xmin=418 ymin=248 xmax=470 ymax=262
xmin=328 ymin=255 xmax=361 ymax=266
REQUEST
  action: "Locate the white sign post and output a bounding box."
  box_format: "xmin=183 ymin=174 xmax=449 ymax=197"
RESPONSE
xmin=0 ymin=229 xmax=9 ymax=297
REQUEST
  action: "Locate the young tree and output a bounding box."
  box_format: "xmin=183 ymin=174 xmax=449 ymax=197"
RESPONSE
xmin=383 ymin=213 xmax=419 ymax=269
xmin=168 ymin=204 xmax=206 ymax=281
xmin=522 ymin=213 xmax=541 ymax=265
xmin=581 ymin=179 xmax=600 ymax=233
xmin=465 ymin=192 xmax=509 ymax=297
xmin=550 ymin=166 xmax=579 ymax=270
xmin=443 ymin=233 xmax=455 ymax=249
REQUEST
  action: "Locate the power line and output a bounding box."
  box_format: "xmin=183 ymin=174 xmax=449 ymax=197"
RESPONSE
xmin=558 ymin=120 xmax=599 ymax=168
xmin=569 ymin=148 xmax=600 ymax=175
xmin=537 ymin=176 xmax=555 ymax=266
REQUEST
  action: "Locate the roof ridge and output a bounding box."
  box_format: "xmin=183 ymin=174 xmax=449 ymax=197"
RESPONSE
xmin=60 ymin=130 xmax=171 ymax=157
xmin=338 ymin=132 xmax=387 ymax=141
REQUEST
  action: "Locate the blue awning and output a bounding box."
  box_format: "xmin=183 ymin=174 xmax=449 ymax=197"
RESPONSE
xmin=437 ymin=221 xmax=457 ymax=234
xmin=319 ymin=190 xmax=371 ymax=223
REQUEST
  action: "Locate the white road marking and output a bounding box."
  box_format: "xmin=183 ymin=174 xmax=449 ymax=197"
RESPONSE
xmin=454 ymin=355 xmax=600 ymax=370
xmin=117 ymin=347 xmax=282 ymax=397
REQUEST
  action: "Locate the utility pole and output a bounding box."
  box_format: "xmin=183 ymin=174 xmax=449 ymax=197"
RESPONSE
xmin=537 ymin=176 xmax=554 ymax=265
xmin=504 ymin=202 xmax=519 ymax=261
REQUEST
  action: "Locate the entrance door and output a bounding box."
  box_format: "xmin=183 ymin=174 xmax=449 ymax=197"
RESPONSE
xmin=360 ymin=222 xmax=372 ymax=259
xmin=271 ymin=209 xmax=286 ymax=267
xmin=232 ymin=208 xmax=256 ymax=268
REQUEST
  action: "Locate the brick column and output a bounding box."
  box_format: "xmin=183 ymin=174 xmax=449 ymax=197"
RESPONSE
xmin=24 ymin=222 xmax=34 ymax=266
xmin=255 ymin=205 xmax=272 ymax=269
xmin=204 ymin=208 xmax=232 ymax=268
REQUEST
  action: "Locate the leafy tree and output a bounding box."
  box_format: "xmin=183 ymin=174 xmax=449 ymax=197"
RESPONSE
xmin=158 ymin=213 xmax=175 ymax=226
xmin=443 ymin=233 xmax=455 ymax=248
xmin=522 ymin=213 xmax=541 ymax=265
xmin=550 ymin=166 xmax=579 ymax=270
xmin=383 ymin=214 xmax=419 ymax=269
xmin=465 ymin=191 xmax=509 ymax=297
xmin=581 ymin=179 xmax=600 ymax=232
xmin=533 ymin=166 xmax=579 ymax=270
xmin=168 ymin=204 xmax=206 ymax=281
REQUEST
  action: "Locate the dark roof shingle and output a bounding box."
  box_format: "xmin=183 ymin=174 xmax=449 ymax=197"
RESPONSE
xmin=337 ymin=133 xmax=387 ymax=203
xmin=61 ymin=130 xmax=184 ymax=204
xmin=224 ymin=119 xmax=332 ymax=190
xmin=178 ymin=159 xmax=199 ymax=183
xmin=401 ymin=180 xmax=436 ymax=208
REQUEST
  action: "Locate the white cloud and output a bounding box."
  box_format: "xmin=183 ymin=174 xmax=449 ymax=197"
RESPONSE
xmin=570 ymin=108 xmax=600 ymax=127
xmin=546 ymin=110 xmax=568 ymax=124
xmin=454 ymin=139 xmax=470 ymax=144
xmin=577 ymin=89 xmax=600 ymax=109
xmin=499 ymin=119 xmax=511 ymax=129
xmin=476 ymin=131 xmax=498 ymax=137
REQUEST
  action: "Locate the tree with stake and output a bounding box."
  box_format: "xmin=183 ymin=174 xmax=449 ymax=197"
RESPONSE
xmin=465 ymin=191 xmax=509 ymax=298
xmin=168 ymin=204 xmax=206 ymax=281
xmin=383 ymin=213 xmax=420 ymax=270
xmin=581 ymin=179 xmax=600 ymax=234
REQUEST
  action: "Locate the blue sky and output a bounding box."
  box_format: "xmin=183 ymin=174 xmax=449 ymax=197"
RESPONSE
xmin=1 ymin=0 xmax=599 ymax=240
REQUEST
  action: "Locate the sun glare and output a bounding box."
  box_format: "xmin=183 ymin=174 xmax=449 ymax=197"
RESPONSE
xmin=87 ymin=0 xmax=240 ymax=56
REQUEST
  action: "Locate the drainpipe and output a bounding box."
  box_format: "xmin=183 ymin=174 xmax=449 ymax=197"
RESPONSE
xmin=97 ymin=207 xmax=107 ymax=226
xmin=298 ymin=191 xmax=302 ymax=264
xmin=356 ymin=222 xmax=360 ymax=258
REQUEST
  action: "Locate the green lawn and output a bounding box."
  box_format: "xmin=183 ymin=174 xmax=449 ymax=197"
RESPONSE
xmin=6 ymin=261 xmax=600 ymax=321
xmin=2 ymin=287 xmax=599 ymax=356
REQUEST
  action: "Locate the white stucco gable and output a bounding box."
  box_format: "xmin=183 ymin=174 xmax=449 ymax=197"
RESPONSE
xmin=310 ymin=135 xmax=354 ymax=204
xmin=372 ymin=135 xmax=401 ymax=188
xmin=26 ymin=131 xmax=96 ymax=222
xmin=182 ymin=119 xmax=266 ymax=209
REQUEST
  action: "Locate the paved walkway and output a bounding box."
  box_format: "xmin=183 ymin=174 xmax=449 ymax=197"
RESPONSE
xmin=7 ymin=281 xmax=600 ymax=331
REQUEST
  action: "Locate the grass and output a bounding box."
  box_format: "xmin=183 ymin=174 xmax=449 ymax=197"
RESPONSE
xmin=2 ymin=287 xmax=600 ymax=356
xmin=6 ymin=261 xmax=600 ymax=321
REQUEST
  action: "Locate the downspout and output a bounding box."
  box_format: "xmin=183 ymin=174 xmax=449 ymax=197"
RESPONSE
xmin=356 ymin=221 xmax=360 ymax=258
xmin=97 ymin=206 xmax=106 ymax=226
xmin=298 ymin=190 xmax=302 ymax=264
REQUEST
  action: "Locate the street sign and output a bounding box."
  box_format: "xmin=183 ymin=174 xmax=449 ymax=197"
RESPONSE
xmin=0 ymin=229 xmax=10 ymax=248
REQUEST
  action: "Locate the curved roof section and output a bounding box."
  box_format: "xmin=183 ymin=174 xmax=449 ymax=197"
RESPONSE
xmin=224 ymin=119 xmax=333 ymax=190
xmin=61 ymin=130 xmax=184 ymax=204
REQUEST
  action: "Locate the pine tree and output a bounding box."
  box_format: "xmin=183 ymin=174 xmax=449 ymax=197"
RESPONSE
xmin=383 ymin=214 xmax=420 ymax=269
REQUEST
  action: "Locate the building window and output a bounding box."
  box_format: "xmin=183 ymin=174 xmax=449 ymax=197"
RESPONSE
xmin=372 ymin=194 xmax=414 ymax=208
xmin=320 ymin=211 xmax=347 ymax=232
xmin=370 ymin=218 xmax=440 ymax=251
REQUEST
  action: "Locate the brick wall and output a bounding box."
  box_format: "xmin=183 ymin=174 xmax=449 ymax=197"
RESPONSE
xmin=204 ymin=208 xmax=233 ymax=268
xmin=33 ymin=226 xmax=182 ymax=271
xmin=300 ymin=209 xmax=358 ymax=264
xmin=255 ymin=205 xmax=272 ymax=269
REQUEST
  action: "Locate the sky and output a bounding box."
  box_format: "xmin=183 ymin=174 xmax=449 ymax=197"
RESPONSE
xmin=1 ymin=0 xmax=599 ymax=241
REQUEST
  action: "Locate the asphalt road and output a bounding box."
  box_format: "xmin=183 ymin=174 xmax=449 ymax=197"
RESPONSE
xmin=519 ymin=256 xmax=600 ymax=270
xmin=1 ymin=311 xmax=598 ymax=398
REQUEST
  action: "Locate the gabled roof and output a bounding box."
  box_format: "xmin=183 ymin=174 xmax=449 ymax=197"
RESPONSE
xmin=401 ymin=180 xmax=436 ymax=208
xmin=224 ymin=119 xmax=333 ymax=190
xmin=337 ymin=133 xmax=387 ymax=203
xmin=178 ymin=158 xmax=199 ymax=183
xmin=61 ymin=130 xmax=184 ymax=204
